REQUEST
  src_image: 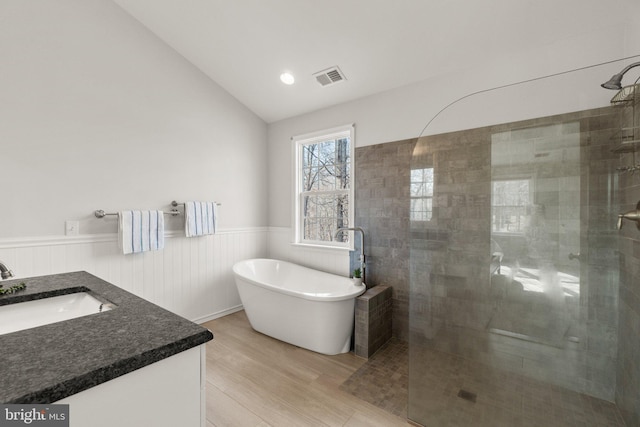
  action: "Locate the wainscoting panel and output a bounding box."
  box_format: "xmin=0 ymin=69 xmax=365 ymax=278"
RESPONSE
xmin=0 ymin=228 xmax=268 ymax=324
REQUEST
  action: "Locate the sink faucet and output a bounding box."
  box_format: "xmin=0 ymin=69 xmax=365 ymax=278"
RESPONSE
xmin=0 ymin=260 xmax=14 ymax=280
xmin=334 ymin=227 xmax=366 ymax=283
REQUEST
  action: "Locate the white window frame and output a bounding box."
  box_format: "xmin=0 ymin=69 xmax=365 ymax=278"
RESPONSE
xmin=410 ymin=167 xmax=434 ymax=223
xmin=292 ymin=124 xmax=355 ymax=250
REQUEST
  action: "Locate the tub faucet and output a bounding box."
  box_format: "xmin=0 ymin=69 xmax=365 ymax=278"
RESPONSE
xmin=0 ymin=260 xmax=14 ymax=280
xmin=334 ymin=227 xmax=366 ymax=282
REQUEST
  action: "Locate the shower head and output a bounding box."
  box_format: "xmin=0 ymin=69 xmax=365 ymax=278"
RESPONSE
xmin=601 ymin=61 xmax=640 ymax=90
xmin=601 ymin=73 xmax=624 ymax=90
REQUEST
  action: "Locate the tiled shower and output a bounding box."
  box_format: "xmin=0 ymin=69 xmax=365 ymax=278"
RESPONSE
xmin=355 ymin=61 xmax=640 ymax=426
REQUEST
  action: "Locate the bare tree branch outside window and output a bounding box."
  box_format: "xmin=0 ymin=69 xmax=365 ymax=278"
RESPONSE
xmin=492 ymin=179 xmax=530 ymax=233
xmin=299 ymin=136 xmax=351 ymax=243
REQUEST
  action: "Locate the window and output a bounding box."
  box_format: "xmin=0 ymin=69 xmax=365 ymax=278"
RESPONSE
xmin=492 ymin=179 xmax=531 ymax=233
xmin=293 ymin=125 xmax=354 ymax=247
xmin=410 ymin=167 xmax=434 ymax=222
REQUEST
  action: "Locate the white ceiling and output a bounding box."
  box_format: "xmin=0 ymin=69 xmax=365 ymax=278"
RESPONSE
xmin=112 ymin=0 xmax=629 ymax=124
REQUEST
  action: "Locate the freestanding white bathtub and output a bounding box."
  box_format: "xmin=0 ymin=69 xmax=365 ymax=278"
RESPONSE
xmin=232 ymin=258 xmax=366 ymax=355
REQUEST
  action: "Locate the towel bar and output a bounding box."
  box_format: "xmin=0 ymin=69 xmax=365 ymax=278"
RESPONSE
xmin=94 ymin=210 xmax=181 ymax=219
xmin=171 ymin=200 xmax=222 ymax=207
xmin=95 ymin=200 xmax=221 ymax=219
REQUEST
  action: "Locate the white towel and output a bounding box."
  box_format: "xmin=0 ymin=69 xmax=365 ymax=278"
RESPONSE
xmin=185 ymin=201 xmax=217 ymax=237
xmin=118 ymin=210 xmax=165 ymax=254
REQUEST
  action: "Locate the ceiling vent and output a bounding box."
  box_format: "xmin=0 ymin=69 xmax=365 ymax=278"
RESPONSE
xmin=313 ymin=66 xmax=346 ymax=87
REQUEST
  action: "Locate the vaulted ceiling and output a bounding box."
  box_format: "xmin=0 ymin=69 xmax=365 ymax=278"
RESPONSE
xmin=113 ymin=0 xmax=634 ymax=123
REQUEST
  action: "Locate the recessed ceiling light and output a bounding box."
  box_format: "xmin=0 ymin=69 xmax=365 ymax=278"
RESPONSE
xmin=280 ymin=72 xmax=295 ymax=85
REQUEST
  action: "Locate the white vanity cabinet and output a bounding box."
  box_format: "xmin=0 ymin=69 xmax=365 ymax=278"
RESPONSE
xmin=58 ymin=346 xmax=207 ymax=427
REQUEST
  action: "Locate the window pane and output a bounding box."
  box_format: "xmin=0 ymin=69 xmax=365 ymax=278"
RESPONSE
xmin=302 ymin=145 xmax=318 ymax=169
xmin=338 ymin=195 xmax=349 ymax=224
xmin=302 ymin=139 xmax=352 ymax=193
xmin=491 ymin=179 xmax=530 ymax=233
xmin=304 ymin=218 xmax=318 ymax=241
xmin=410 ymin=198 xmax=433 ymax=221
xmin=319 ymin=140 xmax=335 ymax=161
xmin=318 ymin=164 xmax=335 ymax=190
xmin=410 ymin=201 xmax=424 ymax=221
xmin=302 ymin=195 xmax=316 ymax=220
xmin=493 ymin=180 xmax=529 ymax=206
xmin=492 ymin=206 xmax=527 ymax=233
xmin=302 ymin=167 xmax=319 ymax=191
xmin=411 ymin=182 xmax=424 ymax=197
xmin=302 ymin=193 xmax=349 ymax=242
xmin=339 ymin=162 xmax=351 ymax=189
xmin=317 ymin=218 xmax=337 ymax=242
xmin=336 ymin=138 xmax=350 ymax=166
xmin=425 ymin=182 xmax=433 ymax=195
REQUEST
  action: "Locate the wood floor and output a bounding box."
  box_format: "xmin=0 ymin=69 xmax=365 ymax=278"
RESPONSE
xmin=202 ymin=311 xmax=409 ymax=427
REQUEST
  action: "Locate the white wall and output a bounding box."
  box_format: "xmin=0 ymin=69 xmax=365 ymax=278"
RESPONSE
xmin=0 ymin=0 xmax=269 ymax=323
xmin=1 ymin=0 xmax=268 ymax=238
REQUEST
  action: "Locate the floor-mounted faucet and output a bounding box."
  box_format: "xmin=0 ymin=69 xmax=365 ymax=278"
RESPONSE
xmin=0 ymin=260 xmax=14 ymax=280
xmin=334 ymin=227 xmax=366 ymax=283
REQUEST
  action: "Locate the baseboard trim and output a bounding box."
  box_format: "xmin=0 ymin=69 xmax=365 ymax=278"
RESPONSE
xmin=194 ymin=305 xmax=244 ymax=324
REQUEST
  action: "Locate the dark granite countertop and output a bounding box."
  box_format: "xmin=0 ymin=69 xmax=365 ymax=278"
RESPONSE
xmin=0 ymin=271 xmax=213 ymax=403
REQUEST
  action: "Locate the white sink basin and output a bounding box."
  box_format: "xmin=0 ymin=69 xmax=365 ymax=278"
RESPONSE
xmin=0 ymin=292 xmax=113 ymax=335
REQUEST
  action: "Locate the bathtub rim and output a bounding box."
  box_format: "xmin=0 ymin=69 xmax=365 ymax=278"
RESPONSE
xmin=232 ymin=258 xmax=366 ymax=302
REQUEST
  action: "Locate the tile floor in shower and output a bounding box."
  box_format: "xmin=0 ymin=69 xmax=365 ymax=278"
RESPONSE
xmin=203 ymin=311 xmax=625 ymax=426
xmin=398 ymin=340 xmax=624 ymax=426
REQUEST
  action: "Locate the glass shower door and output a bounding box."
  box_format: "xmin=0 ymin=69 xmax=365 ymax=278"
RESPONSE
xmin=408 ymin=64 xmax=623 ymax=426
xmin=488 ymin=122 xmax=582 ymax=350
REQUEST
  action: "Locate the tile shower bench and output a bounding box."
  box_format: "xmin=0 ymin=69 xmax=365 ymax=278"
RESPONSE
xmin=0 ymin=271 xmax=213 ymax=427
